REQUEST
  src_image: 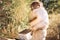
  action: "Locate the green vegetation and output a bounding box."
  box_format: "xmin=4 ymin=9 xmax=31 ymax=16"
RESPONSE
xmin=0 ymin=0 xmax=33 ymax=38
xmin=41 ymin=0 xmax=60 ymax=14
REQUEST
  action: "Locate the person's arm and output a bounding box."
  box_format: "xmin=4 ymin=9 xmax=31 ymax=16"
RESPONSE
xmin=29 ymin=16 xmax=43 ymax=27
xmin=29 ymin=11 xmax=43 ymax=27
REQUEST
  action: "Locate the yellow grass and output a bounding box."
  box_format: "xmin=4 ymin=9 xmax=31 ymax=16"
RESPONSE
xmin=47 ymin=14 xmax=60 ymax=37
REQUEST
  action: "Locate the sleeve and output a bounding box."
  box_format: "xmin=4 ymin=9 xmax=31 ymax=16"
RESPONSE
xmin=29 ymin=15 xmax=43 ymax=27
xmin=29 ymin=10 xmax=43 ymax=27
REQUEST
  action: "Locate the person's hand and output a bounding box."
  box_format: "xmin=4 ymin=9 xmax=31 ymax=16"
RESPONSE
xmin=29 ymin=27 xmax=38 ymax=32
xmin=28 ymin=25 xmax=37 ymax=31
xmin=29 ymin=26 xmax=33 ymax=31
xmin=32 ymin=27 xmax=38 ymax=31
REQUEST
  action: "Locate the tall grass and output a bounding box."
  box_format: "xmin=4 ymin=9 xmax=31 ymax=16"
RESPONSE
xmin=0 ymin=0 xmax=33 ymax=38
xmin=47 ymin=14 xmax=60 ymax=38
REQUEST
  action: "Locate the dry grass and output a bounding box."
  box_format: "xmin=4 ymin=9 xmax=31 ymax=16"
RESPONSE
xmin=47 ymin=14 xmax=60 ymax=38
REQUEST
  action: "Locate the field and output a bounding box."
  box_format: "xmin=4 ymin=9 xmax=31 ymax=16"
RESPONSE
xmin=46 ymin=14 xmax=60 ymax=40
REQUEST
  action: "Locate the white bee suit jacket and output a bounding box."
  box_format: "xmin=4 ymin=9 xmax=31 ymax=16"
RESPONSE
xmin=33 ymin=7 xmax=49 ymax=29
xmin=31 ymin=7 xmax=49 ymax=40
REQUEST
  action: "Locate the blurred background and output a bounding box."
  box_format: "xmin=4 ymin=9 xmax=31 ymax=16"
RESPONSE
xmin=0 ymin=0 xmax=60 ymax=40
